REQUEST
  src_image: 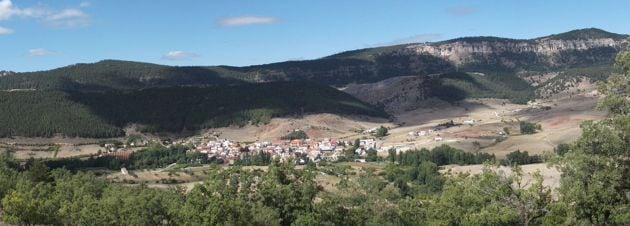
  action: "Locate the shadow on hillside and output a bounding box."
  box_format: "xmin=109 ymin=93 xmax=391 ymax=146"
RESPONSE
xmin=64 ymin=82 xmax=389 ymax=135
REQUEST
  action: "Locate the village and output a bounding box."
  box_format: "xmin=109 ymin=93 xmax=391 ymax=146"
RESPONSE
xmin=186 ymin=135 xmax=377 ymax=164
xmin=99 ymin=119 xmax=480 ymax=166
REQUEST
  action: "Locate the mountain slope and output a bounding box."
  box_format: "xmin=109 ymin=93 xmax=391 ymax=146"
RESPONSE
xmin=343 ymin=71 xmax=536 ymax=112
xmin=0 ymin=82 xmax=385 ymax=138
xmin=337 ymin=28 xmax=627 ymax=107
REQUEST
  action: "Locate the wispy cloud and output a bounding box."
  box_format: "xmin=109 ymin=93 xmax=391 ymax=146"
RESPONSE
xmin=0 ymin=0 xmax=90 ymax=29
xmin=28 ymin=48 xmax=56 ymax=57
xmin=44 ymin=9 xmax=90 ymax=28
xmin=162 ymin=51 xmax=199 ymax=60
xmin=79 ymin=1 xmax=91 ymax=8
xmin=447 ymin=6 xmax=476 ymax=16
xmin=0 ymin=26 xmax=13 ymax=35
xmin=219 ymin=16 xmax=278 ymax=27
xmin=0 ymin=0 xmax=46 ymax=20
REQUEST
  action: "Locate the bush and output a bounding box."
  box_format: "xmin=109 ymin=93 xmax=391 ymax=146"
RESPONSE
xmin=502 ymin=150 xmax=542 ymax=165
xmin=520 ymin=121 xmax=541 ymax=134
xmin=375 ymin=126 xmax=389 ymax=138
xmin=281 ymin=130 xmax=309 ymax=140
xmin=554 ymin=143 xmax=571 ymax=156
xmin=366 ymin=149 xmax=378 ymax=162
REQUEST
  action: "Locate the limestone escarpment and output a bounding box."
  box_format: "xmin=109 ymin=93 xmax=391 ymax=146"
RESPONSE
xmin=401 ymin=38 xmax=627 ymax=69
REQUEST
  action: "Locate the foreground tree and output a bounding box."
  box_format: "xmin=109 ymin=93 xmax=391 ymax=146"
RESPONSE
xmin=555 ymin=40 xmax=630 ymax=225
xmin=428 ymin=166 xmax=552 ymax=226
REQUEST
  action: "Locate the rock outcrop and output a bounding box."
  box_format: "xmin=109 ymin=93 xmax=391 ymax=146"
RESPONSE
xmin=403 ymin=38 xmax=627 ymax=68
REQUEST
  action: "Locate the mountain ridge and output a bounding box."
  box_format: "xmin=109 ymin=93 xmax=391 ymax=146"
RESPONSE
xmin=1 ymin=28 xmax=626 ymax=91
xmin=326 ymin=28 xmax=628 ymax=59
xmin=0 ymin=28 xmax=627 ymax=137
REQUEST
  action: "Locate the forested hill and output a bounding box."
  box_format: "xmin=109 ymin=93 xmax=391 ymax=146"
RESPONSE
xmin=0 ymin=82 xmax=385 ymax=138
xmin=0 ymin=60 xmax=246 ymax=91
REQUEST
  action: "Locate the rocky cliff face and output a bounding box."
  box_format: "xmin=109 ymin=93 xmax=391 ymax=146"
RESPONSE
xmin=401 ymin=38 xmax=627 ymax=69
xmin=338 ymin=29 xmax=629 ymax=110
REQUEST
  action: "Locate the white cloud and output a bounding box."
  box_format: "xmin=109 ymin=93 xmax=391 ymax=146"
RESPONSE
xmin=162 ymin=51 xmax=199 ymax=60
xmin=44 ymin=9 xmax=90 ymax=28
xmin=0 ymin=0 xmax=90 ymax=28
xmin=28 ymin=48 xmax=55 ymax=57
xmin=219 ymin=16 xmax=278 ymax=27
xmin=0 ymin=26 xmax=13 ymax=35
xmin=0 ymin=0 xmax=17 ymax=20
xmin=0 ymin=0 xmax=45 ymax=20
xmin=79 ymin=2 xmax=91 ymax=8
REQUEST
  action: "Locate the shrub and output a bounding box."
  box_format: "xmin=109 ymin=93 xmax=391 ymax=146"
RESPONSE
xmin=520 ymin=121 xmax=541 ymax=134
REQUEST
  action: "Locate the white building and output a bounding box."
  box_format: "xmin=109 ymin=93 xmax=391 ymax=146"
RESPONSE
xmin=359 ymin=139 xmax=376 ymax=149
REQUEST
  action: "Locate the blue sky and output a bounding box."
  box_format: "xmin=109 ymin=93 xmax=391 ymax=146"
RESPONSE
xmin=1 ymin=0 xmax=629 ymax=72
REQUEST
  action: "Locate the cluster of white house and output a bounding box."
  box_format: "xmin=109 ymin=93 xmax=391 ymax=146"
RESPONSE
xmin=189 ymin=137 xmax=379 ymax=163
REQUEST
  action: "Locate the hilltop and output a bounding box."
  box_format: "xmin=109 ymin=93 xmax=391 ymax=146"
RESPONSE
xmin=540 ymin=28 xmax=628 ymax=40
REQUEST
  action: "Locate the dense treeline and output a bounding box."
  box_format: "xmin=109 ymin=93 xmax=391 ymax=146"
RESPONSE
xmin=388 ymin=144 xmax=496 ymax=166
xmin=0 ymin=82 xmax=385 ymax=138
xmin=126 ymin=144 xmax=208 ymax=170
xmin=0 ymin=91 xmax=123 ymax=138
xmin=45 ymin=144 xmax=211 ymax=171
xmin=233 ymin=150 xmax=273 ymax=166
xmin=380 ymin=145 xmax=496 ymax=195
xmin=502 ymin=150 xmax=542 ymax=165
